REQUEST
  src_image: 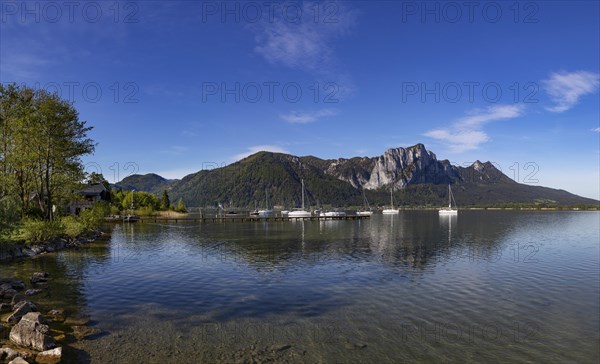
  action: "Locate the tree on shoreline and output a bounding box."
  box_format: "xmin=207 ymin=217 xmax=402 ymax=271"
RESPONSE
xmin=0 ymin=83 xmax=95 ymax=221
xmin=160 ymin=190 xmax=170 ymax=211
xmin=175 ymin=198 xmax=187 ymax=213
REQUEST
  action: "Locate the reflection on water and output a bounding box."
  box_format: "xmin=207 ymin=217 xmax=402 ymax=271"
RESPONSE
xmin=1 ymin=211 xmax=598 ymax=363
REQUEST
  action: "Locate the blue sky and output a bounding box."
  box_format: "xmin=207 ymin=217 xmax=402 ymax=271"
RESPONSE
xmin=1 ymin=1 xmax=599 ymax=199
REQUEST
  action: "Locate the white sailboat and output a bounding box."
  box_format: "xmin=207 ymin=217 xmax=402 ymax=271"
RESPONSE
xmin=357 ymin=189 xmax=373 ymax=216
xmin=288 ymin=179 xmax=312 ymax=217
xmin=439 ymin=184 xmax=458 ymax=215
xmin=257 ymin=189 xmax=273 ymax=217
xmin=382 ymin=184 xmax=399 ymax=214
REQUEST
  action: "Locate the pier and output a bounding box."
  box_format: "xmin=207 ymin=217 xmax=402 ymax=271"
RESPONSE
xmin=129 ymin=215 xmax=370 ymax=224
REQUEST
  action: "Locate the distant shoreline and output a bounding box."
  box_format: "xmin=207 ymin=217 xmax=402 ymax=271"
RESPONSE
xmin=185 ymin=207 xmax=600 ymax=213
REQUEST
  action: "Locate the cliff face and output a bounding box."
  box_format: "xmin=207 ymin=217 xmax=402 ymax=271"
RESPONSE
xmin=321 ymin=144 xmax=470 ymax=190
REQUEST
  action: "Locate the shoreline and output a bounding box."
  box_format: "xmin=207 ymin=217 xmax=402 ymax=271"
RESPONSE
xmin=0 ymin=230 xmax=105 ymax=263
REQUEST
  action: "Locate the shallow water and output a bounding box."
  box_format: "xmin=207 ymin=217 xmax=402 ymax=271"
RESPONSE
xmin=1 ymin=211 xmax=599 ymax=363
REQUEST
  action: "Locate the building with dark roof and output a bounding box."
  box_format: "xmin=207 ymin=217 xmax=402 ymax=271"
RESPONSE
xmin=68 ymin=183 xmax=110 ymax=215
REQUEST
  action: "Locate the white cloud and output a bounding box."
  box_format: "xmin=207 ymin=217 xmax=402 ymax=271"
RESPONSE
xmin=592 ymin=127 xmax=600 ymax=133
xmin=542 ymin=71 xmax=600 ymax=113
xmin=424 ymin=105 xmax=524 ymax=153
xmin=455 ymin=104 xmax=524 ymax=129
xmin=250 ymin=1 xmax=358 ymax=98
xmin=180 ymin=122 xmax=203 ymax=137
xmin=160 ymin=146 xmax=189 ymax=155
xmin=252 ymin=1 xmax=357 ymax=74
xmin=232 ymin=145 xmax=290 ymax=162
xmin=280 ymin=108 xmax=339 ymax=124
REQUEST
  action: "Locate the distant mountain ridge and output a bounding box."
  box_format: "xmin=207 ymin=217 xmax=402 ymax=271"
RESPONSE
xmin=112 ymin=173 xmax=174 ymax=192
xmin=115 ymin=144 xmax=598 ymax=208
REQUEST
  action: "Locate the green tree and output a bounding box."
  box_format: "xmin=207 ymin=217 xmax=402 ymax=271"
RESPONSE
xmin=0 ymin=84 xmax=95 ymax=221
xmin=122 ymin=190 xmax=160 ymax=211
xmin=160 ymin=190 xmax=170 ymax=211
xmin=175 ymin=198 xmax=187 ymax=213
xmin=33 ymin=90 xmax=95 ymax=220
xmin=122 ymin=191 xmax=135 ymax=211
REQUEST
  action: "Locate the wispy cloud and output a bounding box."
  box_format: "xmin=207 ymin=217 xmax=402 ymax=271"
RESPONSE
xmin=542 ymin=71 xmax=600 ymax=113
xmin=232 ymin=145 xmax=290 ymax=162
xmin=424 ymin=105 xmax=524 ymax=153
xmin=454 ymin=105 xmax=523 ymax=129
xmin=280 ymin=108 xmax=339 ymax=124
xmin=0 ymin=51 xmax=54 ymax=81
xmin=592 ymin=127 xmax=600 ymax=133
xmin=252 ymin=1 xmax=357 ymax=73
xmin=180 ymin=122 xmax=203 ymax=137
xmin=251 ymin=1 xmax=358 ymax=98
xmin=160 ymin=146 xmax=189 ymax=155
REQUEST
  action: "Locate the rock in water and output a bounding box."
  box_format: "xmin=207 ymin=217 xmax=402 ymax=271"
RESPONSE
xmin=46 ymin=309 xmax=65 ymax=323
xmin=0 ymin=303 xmax=12 ymax=312
xmin=31 ymin=272 xmax=50 ymax=284
xmin=9 ymin=312 xmax=56 ymax=351
xmin=11 ymin=293 xmax=26 ymax=306
xmin=0 ymin=347 xmax=20 ymax=361
xmin=10 ymin=280 xmax=26 ymax=290
xmin=6 ymin=301 xmax=38 ymax=324
xmin=25 ymin=289 xmax=43 ymax=296
xmin=35 ymin=347 xmax=62 ymax=364
xmin=8 ymin=357 xmax=28 ymax=364
xmin=0 ymin=283 xmax=17 ymax=298
xmin=72 ymin=325 xmax=101 ymax=340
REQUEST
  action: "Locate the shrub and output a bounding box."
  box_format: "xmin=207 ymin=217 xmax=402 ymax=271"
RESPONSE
xmin=135 ymin=206 xmax=156 ymax=216
xmin=109 ymin=205 xmax=120 ymax=215
xmin=175 ymin=198 xmax=187 ymax=213
xmin=62 ymin=216 xmax=85 ymax=238
xmin=79 ymin=202 xmax=109 ymax=231
xmin=0 ymin=196 xmax=21 ymax=240
xmin=21 ymin=219 xmax=64 ymax=244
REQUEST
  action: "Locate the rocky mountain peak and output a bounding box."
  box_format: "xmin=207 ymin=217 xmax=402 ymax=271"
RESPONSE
xmin=472 ymin=160 xmax=485 ymax=172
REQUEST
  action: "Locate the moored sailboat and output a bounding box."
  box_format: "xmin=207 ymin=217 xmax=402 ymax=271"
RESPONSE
xmin=382 ymin=183 xmax=399 ymax=214
xmin=439 ymin=184 xmax=458 ymax=215
xmin=357 ymin=189 xmax=373 ymax=216
xmin=257 ymin=189 xmax=273 ymax=217
xmin=288 ymin=179 xmax=312 ymax=217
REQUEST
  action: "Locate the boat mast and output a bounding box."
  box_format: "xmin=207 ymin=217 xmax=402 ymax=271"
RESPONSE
xmin=390 ymin=185 xmax=394 ymax=209
xmin=265 ymin=188 xmax=269 ymax=210
xmin=301 ymin=179 xmax=305 ymax=210
xmin=448 ymin=185 xmax=452 ymax=208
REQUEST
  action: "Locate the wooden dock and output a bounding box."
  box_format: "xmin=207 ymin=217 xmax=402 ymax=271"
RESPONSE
xmin=132 ymin=215 xmax=370 ymax=224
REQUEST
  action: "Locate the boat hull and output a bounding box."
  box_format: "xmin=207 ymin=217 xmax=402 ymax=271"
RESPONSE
xmin=439 ymin=209 xmax=458 ymax=215
xmin=356 ymin=211 xmax=373 ymax=216
xmin=288 ymin=211 xmax=312 ymax=217
xmin=322 ymin=211 xmax=346 ymax=217
xmin=382 ymin=209 xmax=399 ymax=214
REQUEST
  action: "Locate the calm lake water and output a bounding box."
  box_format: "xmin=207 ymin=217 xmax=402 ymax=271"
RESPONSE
xmin=1 ymin=211 xmax=599 ymax=363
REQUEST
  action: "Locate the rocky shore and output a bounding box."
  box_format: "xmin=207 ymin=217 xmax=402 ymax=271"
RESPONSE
xmin=0 ymin=273 xmax=101 ymax=363
xmin=0 ymin=231 xmax=104 ymax=262
xmin=0 ymin=231 xmax=106 ymax=363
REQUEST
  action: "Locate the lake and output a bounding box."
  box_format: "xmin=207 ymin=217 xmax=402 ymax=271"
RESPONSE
xmin=1 ymin=211 xmax=599 ymax=363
